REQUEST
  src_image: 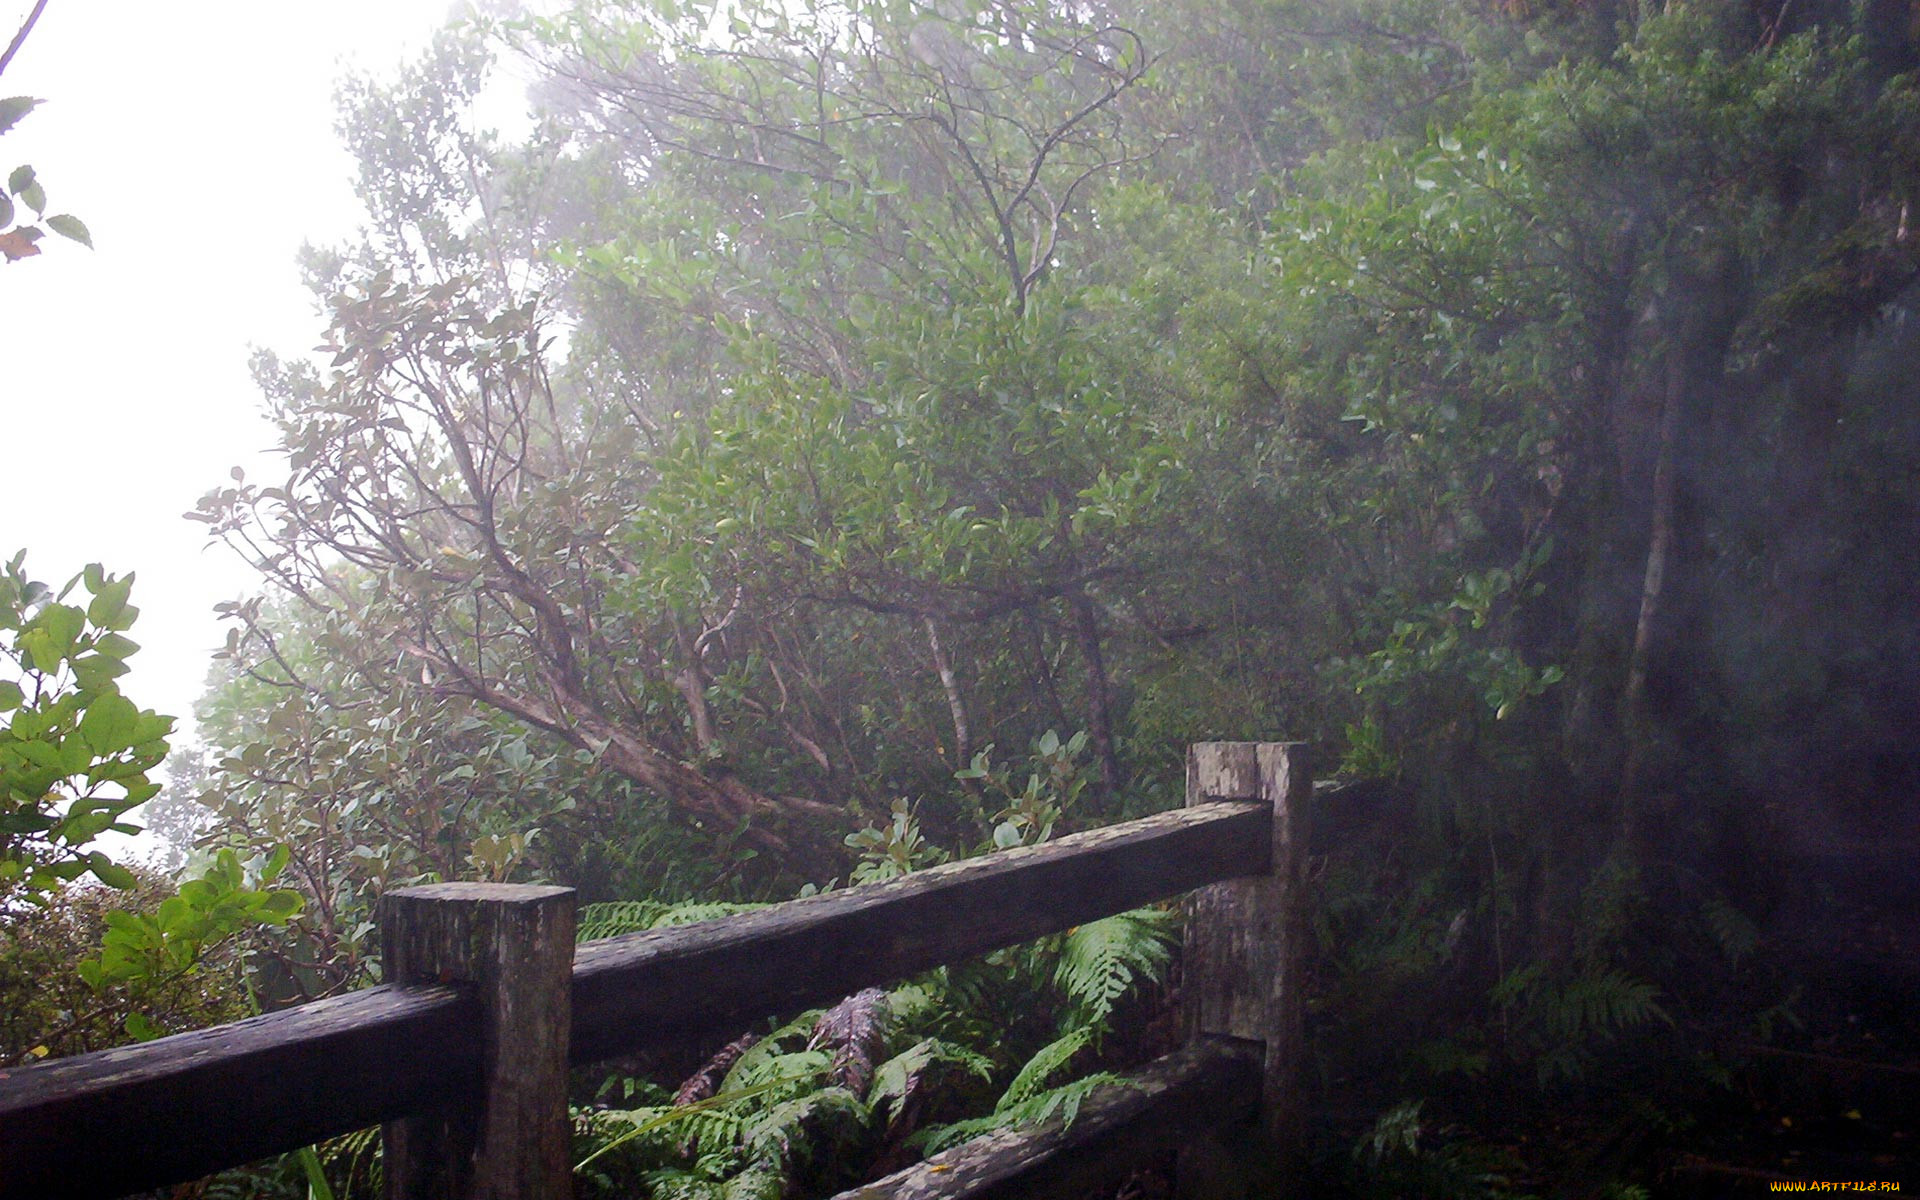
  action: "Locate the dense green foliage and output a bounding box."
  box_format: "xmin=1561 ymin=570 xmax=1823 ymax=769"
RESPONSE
xmin=0 ymin=555 xmax=169 ymax=897
xmin=7 ymin=0 xmax=1917 ymax=1192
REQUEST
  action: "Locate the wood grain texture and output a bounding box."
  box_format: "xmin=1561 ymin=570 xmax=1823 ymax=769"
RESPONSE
xmin=570 ymin=801 xmax=1269 ymax=1063
xmin=0 ymin=982 xmax=479 ymax=1199
xmin=381 ymin=884 xmax=576 ymax=1200
xmin=1183 ymin=742 xmax=1312 ymax=1157
xmin=829 ymin=1039 xmax=1261 ymax=1200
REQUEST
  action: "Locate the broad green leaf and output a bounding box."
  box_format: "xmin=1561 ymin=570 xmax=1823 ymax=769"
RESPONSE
xmin=78 ymin=692 xmax=140 ymax=754
xmin=87 ymin=576 xmax=134 ymax=630
xmin=45 ymin=213 xmax=90 ymax=247
xmin=94 ymin=632 xmax=139 ymax=660
xmin=35 ymin=602 xmax=84 ymax=660
xmin=90 ymin=858 xmax=137 ymax=889
xmin=58 ymin=735 xmax=95 ymax=774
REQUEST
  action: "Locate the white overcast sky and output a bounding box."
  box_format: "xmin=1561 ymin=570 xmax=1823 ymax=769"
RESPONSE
xmin=0 ymin=0 xmax=485 ymax=747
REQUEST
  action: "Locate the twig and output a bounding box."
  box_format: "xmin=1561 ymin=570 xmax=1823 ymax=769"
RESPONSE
xmin=0 ymin=0 xmax=50 ymax=79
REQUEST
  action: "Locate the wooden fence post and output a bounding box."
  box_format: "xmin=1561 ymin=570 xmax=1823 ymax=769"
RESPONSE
xmin=379 ymin=883 xmax=576 ymax=1200
xmin=1183 ymin=742 xmax=1312 ymax=1173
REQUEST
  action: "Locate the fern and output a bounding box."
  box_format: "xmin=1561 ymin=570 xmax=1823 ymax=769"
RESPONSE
xmin=642 ymin=1167 xmax=726 ymax=1200
xmin=578 ymin=1078 xmax=798 ymax=1172
xmin=676 ymin=1033 xmax=761 ymax=1106
xmin=312 ymin=1125 xmax=380 ymax=1198
xmin=1054 ymin=908 xmax=1175 ymax=1027
xmin=570 ymin=813 xmax=1176 ymax=1194
xmin=998 ymin=1025 xmax=1096 ymax=1110
xmin=1702 ymin=896 xmax=1760 ymax=968
xmin=650 ymin=901 xmax=767 ymax=928
xmin=868 ymin=1038 xmax=996 ymax=1122
xmin=810 ymin=987 xmax=892 ymax=1093
xmin=727 ymin=1049 xmax=832 ymax=1095
xmin=576 ymin=899 xmax=766 ymax=943
xmin=1548 ymin=969 xmax=1668 ymax=1043
xmin=914 ymin=1072 xmax=1125 ymax=1154
xmin=1356 ymin=1099 xmax=1425 ymax=1163
xmin=1493 ymin=964 xmax=1669 ymax=1086
xmin=719 ymin=1015 xmax=827 ymax=1092
xmin=720 ymin=1162 xmax=787 ymax=1200
xmin=740 ymin=1085 xmax=871 ymax=1168
xmin=576 ymin=900 xmax=670 ymax=941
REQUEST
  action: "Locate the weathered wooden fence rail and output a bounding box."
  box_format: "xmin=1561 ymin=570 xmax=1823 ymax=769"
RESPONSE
xmin=0 ymin=743 xmax=1309 ymax=1200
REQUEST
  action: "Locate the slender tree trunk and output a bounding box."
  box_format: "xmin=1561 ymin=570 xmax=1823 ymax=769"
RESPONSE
xmin=1617 ymin=352 xmax=1683 ymax=839
xmin=1066 ymin=586 xmax=1122 ymax=799
xmin=1616 ymin=253 xmax=1745 ymax=844
xmin=923 ymin=617 xmax=973 ymax=772
xmin=673 ymin=618 xmax=720 ymax=754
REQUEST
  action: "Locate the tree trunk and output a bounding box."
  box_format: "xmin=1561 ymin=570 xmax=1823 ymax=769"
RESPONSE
xmin=924 ymin=617 xmax=974 ymax=773
xmin=1616 ymin=350 xmax=1683 ymax=839
xmin=1067 ymin=587 xmax=1123 ymax=799
xmin=1616 ymin=253 xmax=1747 ymax=846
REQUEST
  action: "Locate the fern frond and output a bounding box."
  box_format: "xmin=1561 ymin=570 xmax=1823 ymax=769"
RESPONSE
xmin=868 ymin=1038 xmax=996 ymax=1125
xmin=1703 ymin=896 xmax=1760 ymax=968
xmin=576 ymin=899 xmax=771 ymax=942
xmin=1549 ymin=969 xmax=1668 ymax=1042
xmin=643 ymin=1166 xmax=727 ymax=1200
xmin=741 ymin=1085 xmax=871 ymax=1167
xmin=314 ymin=1124 xmax=380 ymax=1197
xmin=1054 ymin=908 xmax=1174 ymax=1027
xmin=724 ymin=1049 xmax=832 ymax=1095
xmin=1355 ymin=1099 xmax=1424 ymax=1163
xmin=651 ymin=901 xmax=767 ymax=928
xmin=719 ymin=1161 xmax=788 ymax=1200
xmin=915 ymin=1072 xmax=1125 ymax=1154
xmin=576 ymin=900 xmax=670 ymax=942
xmin=997 ymin=1025 xmax=1096 ymax=1111
xmin=581 ymin=1085 xmax=771 ymax=1170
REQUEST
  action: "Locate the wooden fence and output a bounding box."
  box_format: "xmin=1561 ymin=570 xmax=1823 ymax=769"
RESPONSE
xmin=0 ymin=742 xmax=1310 ymax=1200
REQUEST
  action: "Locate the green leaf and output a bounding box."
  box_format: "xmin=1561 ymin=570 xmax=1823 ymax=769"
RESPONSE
xmin=0 ymin=679 xmax=21 ymax=711
xmin=0 ymin=97 xmax=39 ymax=135
xmin=90 ymin=858 xmax=137 ymax=889
xmin=18 ymin=180 xmax=44 ymax=215
xmin=78 ymin=692 xmax=139 ymax=754
xmin=87 ymin=576 xmax=134 ymax=630
xmin=7 ymin=164 xmax=33 ymax=196
xmin=59 ymin=735 xmax=95 ymax=775
xmin=36 ymin=602 xmax=84 ymax=659
xmin=296 ymin=1145 xmax=336 ymax=1200
xmin=93 ymin=632 xmax=139 ymax=660
xmin=45 ymin=214 xmax=90 ymax=247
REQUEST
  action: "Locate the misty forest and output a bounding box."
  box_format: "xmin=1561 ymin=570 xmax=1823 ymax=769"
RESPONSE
xmin=5 ymin=0 xmax=1920 ymax=1194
